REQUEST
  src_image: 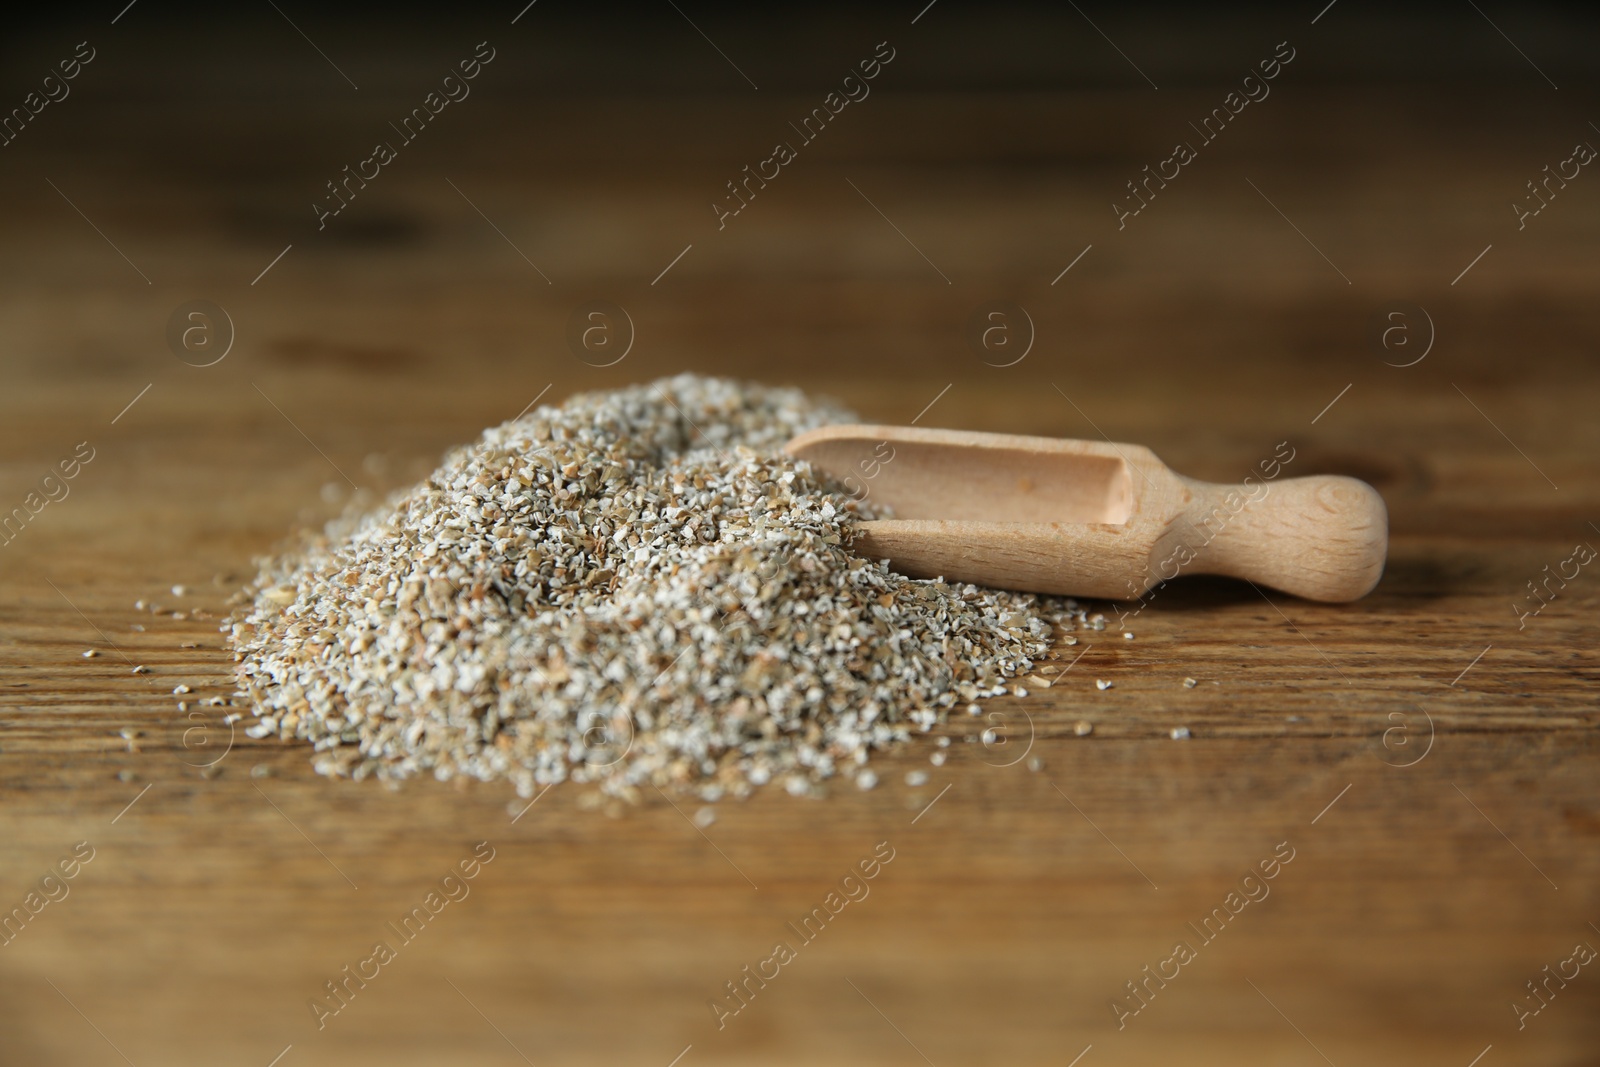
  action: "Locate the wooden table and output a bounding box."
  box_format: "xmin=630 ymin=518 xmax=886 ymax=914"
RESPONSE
xmin=2 ymin=8 xmax=1597 ymax=1064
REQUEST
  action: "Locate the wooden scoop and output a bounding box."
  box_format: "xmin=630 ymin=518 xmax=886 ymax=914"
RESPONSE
xmin=784 ymin=425 xmax=1387 ymax=602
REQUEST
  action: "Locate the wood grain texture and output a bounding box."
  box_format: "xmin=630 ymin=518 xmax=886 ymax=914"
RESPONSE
xmin=2 ymin=11 xmax=1599 ymax=1066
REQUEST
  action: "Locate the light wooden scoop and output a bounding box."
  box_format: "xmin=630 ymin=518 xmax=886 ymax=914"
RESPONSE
xmin=784 ymin=425 xmax=1387 ymax=602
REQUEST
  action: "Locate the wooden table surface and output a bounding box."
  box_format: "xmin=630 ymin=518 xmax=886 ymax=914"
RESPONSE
xmin=2 ymin=6 xmax=1598 ymax=1065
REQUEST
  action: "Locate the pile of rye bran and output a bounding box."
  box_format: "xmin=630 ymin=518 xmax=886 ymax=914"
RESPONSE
xmin=229 ymin=376 xmax=1082 ymax=801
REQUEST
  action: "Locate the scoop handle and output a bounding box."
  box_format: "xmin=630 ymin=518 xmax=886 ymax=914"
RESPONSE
xmin=1171 ymin=475 xmax=1388 ymax=602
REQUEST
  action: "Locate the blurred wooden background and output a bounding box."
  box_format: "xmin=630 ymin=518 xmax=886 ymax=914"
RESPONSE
xmin=1 ymin=3 xmax=1597 ymax=1064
